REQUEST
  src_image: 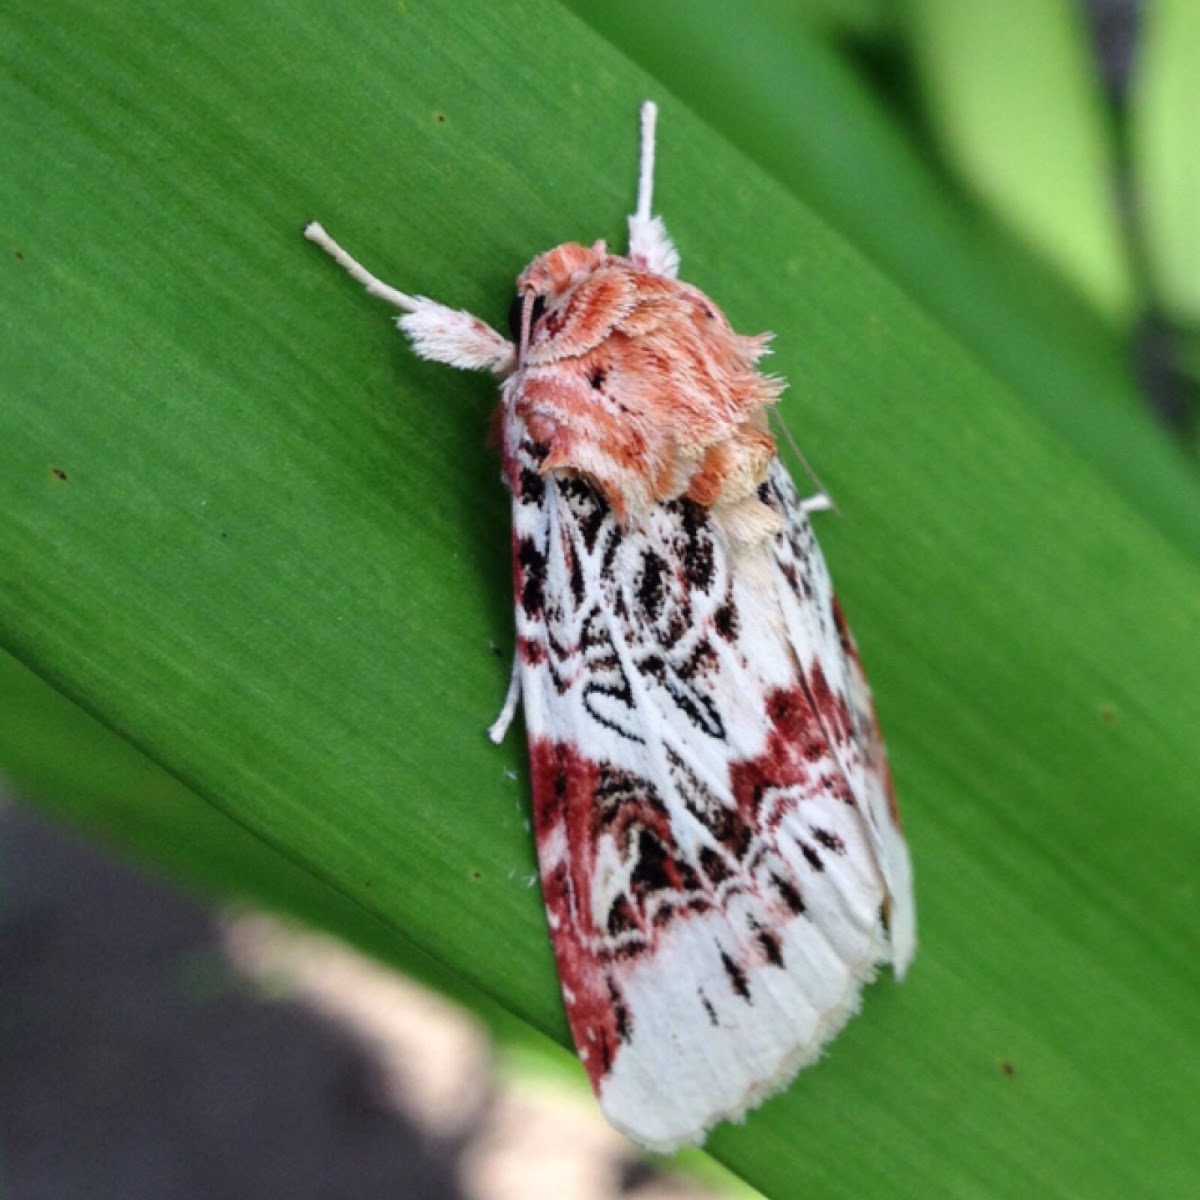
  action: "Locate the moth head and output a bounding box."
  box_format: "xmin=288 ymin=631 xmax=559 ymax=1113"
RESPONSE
xmin=509 ymin=240 xmax=608 ymax=356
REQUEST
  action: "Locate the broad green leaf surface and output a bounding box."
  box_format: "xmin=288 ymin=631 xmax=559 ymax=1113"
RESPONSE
xmin=789 ymin=0 xmax=894 ymax=38
xmin=1132 ymin=0 xmax=1200 ymax=326
xmin=3 ymin=3 xmax=1200 ymax=1196
xmin=902 ymin=0 xmax=1133 ymax=324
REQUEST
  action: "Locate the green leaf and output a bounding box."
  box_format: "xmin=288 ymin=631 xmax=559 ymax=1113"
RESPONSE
xmin=787 ymin=0 xmax=895 ymax=38
xmin=4 ymin=2 xmax=1200 ymax=1196
xmin=1132 ymin=0 xmax=1200 ymax=326
xmin=902 ymin=0 xmax=1134 ymax=323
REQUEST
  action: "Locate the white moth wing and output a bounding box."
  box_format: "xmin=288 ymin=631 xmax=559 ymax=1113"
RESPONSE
xmin=766 ymin=460 xmax=916 ymax=976
xmin=510 ymin=427 xmax=910 ymax=1153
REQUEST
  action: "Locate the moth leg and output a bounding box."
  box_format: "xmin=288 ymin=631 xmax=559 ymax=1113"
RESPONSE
xmin=486 ymin=652 xmax=522 ymax=744
xmin=304 ymin=221 xmax=515 ymax=376
xmin=626 ymin=101 xmax=681 ymax=279
xmin=769 ymin=410 xmax=840 ymax=517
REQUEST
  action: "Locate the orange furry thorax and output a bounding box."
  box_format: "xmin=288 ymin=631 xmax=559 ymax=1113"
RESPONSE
xmin=505 ymin=243 xmax=785 ymax=527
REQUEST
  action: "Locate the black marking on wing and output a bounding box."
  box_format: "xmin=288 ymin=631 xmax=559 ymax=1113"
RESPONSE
xmin=600 ymin=524 xmax=621 ymax=575
xmin=813 ymin=827 xmax=847 ymax=855
xmin=517 ymin=464 xmax=545 ymax=505
xmin=630 ymin=829 xmax=672 ymax=892
xmin=567 ymin=541 xmax=586 ymax=606
xmin=699 ymin=847 xmax=731 ymax=885
xmin=677 ymin=499 xmax=716 ymax=591
xmin=607 ymin=895 xmax=639 ymax=937
xmin=799 ymin=842 xmax=825 ymax=872
xmin=662 ymin=675 xmax=725 ymax=740
xmin=721 ymin=950 xmax=752 ymax=1001
xmin=752 ymin=920 xmax=785 ymax=968
xmin=637 ymin=549 xmax=669 ymax=619
xmin=668 ymin=746 xmax=753 ymax=860
xmin=773 ymin=874 xmax=806 ymax=915
xmin=713 ymin=597 xmax=739 ymax=640
xmin=608 ymin=978 xmax=634 ymax=1043
xmin=583 ymin=675 xmax=645 ymax=743
xmin=556 ymin=475 xmax=607 ymax=553
xmin=518 ymin=537 xmax=546 ymax=617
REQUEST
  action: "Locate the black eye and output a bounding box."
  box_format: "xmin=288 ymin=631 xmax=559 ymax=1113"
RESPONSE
xmin=506 ymin=295 xmax=523 ymax=341
xmin=507 ymin=293 xmax=549 ymax=341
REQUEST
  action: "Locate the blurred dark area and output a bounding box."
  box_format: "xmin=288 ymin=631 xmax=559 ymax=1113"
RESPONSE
xmin=0 ymin=805 xmax=470 ymax=1200
xmin=1083 ymin=0 xmax=1140 ymax=94
xmin=1079 ymin=0 xmax=1198 ymax=443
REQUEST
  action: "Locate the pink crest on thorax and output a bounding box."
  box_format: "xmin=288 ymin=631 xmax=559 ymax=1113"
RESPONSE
xmin=503 ymin=245 xmax=784 ymax=527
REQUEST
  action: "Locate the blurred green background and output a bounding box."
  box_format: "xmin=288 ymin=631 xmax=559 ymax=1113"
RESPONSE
xmin=3 ymin=2 xmax=1200 ymax=1197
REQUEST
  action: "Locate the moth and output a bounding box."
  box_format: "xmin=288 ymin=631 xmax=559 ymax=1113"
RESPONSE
xmin=305 ymin=102 xmax=915 ymax=1153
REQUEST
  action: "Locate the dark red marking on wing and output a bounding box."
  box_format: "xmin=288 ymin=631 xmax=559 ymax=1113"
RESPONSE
xmin=517 ymin=636 xmax=546 ymax=666
xmin=529 ymin=737 xmax=622 ymax=1086
xmin=830 ymin=593 xmax=902 ymax=827
xmin=729 ymin=680 xmax=854 ymax=828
